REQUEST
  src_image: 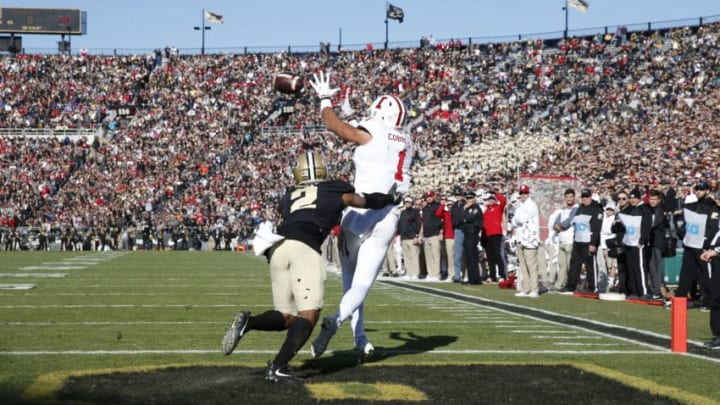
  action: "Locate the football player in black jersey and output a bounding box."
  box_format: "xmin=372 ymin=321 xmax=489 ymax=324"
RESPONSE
xmin=221 ymin=151 xmax=397 ymax=382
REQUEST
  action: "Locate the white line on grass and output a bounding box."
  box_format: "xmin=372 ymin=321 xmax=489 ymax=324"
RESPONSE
xmin=531 ymin=335 xmax=603 ymax=339
xmin=0 ymin=304 xmax=250 ymax=308
xmin=0 ymin=349 xmax=668 ymax=356
xmin=0 ymin=273 xmax=68 ymax=278
xmin=3 ymin=321 xmax=224 ymax=326
xmin=385 ymin=283 xmax=720 ymax=364
xmin=2 ymin=319 xmax=499 ymax=326
xmin=0 ymin=292 xmax=244 ymax=297
xmin=554 ymin=343 xmax=620 ymax=346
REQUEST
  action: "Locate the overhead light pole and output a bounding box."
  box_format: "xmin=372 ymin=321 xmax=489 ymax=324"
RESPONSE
xmin=193 ymin=8 xmax=211 ymax=55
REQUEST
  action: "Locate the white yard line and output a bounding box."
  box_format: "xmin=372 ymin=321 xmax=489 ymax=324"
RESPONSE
xmin=0 ymin=349 xmax=667 ymax=356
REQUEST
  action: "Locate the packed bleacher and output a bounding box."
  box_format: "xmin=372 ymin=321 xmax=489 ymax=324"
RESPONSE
xmin=1 ymin=21 xmax=719 ymax=251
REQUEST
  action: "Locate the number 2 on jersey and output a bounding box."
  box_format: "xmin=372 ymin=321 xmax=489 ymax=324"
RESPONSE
xmin=289 ymin=186 xmax=319 ymax=213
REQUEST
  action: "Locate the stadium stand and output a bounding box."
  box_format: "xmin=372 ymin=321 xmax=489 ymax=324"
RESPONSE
xmin=1 ymin=21 xmax=719 ymax=251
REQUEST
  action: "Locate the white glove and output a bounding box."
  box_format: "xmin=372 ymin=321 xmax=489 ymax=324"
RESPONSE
xmin=340 ymin=88 xmax=355 ymax=118
xmin=310 ymin=71 xmax=340 ymax=109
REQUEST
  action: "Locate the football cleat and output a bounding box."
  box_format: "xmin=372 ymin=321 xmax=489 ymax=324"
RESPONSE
xmin=703 ymin=337 xmax=720 ymax=349
xmin=221 ymin=311 xmax=250 ymax=355
xmin=265 ymin=361 xmax=305 ymax=383
xmin=310 ymin=316 xmax=338 ymax=358
xmin=358 ymin=342 xmax=376 ymax=364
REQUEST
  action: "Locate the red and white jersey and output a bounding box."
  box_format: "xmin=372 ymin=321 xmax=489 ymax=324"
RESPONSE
xmin=353 ymin=119 xmax=412 ymax=194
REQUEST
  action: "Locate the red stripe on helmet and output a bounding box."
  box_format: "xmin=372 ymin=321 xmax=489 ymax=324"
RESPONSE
xmin=390 ymin=95 xmax=405 ymax=127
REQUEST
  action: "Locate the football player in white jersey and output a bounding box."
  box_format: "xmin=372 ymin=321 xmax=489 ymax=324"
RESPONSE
xmin=308 ymin=71 xmax=412 ymax=361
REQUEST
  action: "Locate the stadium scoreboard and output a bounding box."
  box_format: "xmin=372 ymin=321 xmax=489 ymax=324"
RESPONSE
xmin=0 ymin=8 xmax=86 ymax=35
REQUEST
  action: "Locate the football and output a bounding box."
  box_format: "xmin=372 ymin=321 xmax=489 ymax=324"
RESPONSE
xmin=273 ymin=73 xmax=304 ymax=94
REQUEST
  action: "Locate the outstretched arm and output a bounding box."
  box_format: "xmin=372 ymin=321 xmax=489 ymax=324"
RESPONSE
xmin=311 ymin=71 xmax=371 ymax=145
xmin=321 ymin=107 xmax=371 ymax=144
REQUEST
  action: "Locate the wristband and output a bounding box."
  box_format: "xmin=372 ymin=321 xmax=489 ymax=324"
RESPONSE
xmin=320 ymin=98 xmax=332 ymax=110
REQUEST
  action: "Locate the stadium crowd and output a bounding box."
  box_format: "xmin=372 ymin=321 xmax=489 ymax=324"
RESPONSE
xmin=1 ymin=21 xmax=719 ymax=256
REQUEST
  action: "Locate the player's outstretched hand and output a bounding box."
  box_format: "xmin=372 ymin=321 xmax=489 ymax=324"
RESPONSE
xmin=310 ymin=71 xmax=340 ymax=99
xmin=340 ymin=88 xmax=355 ymax=117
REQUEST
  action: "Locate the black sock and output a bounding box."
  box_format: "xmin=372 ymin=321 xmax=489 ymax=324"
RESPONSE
xmin=247 ymin=310 xmax=286 ymax=331
xmin=272 ymin=317 xmax=314 ymax=367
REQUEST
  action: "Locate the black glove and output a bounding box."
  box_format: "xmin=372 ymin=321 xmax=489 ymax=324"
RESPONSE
xmin=387 ymin=183 xmax=404 ymax=205
xmin=364 ymin=192 xmax=395 ymax=209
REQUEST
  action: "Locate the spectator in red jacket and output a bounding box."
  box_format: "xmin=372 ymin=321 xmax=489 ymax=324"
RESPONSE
xmin=481 ymin=189 xmax=507 ymax=282
xmin=435 ymin=193 xmax=455 ymax=281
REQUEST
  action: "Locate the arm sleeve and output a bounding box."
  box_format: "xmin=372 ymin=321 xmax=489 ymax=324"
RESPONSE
xmin=558 ymin=206 xmax=578 ymax=230
xmin=435 ymin=204 xmax=445 ymax=218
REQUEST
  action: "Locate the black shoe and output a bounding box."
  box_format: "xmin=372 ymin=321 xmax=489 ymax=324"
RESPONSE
xmin=357 ymin=342 xmax=376 ymax=364
xmin=651 ymin=293 xmax=663 ymax=300
xmin=703 ymin=337 xmax=720 ymax=349
xmin=265 ymin=361 xmax=305 ymax=383
xmin=452 ymin=278 xmax=461 ymax=283
xmin=558 ymin=288 xmax=575 ymax=295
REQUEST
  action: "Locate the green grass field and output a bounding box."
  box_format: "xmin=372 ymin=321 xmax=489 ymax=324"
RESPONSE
xmin=1 ymin=251 xmax=719 ymax=404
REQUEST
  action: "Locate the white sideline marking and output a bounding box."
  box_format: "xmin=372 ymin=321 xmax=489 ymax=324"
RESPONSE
xmin=0 ymin=304 xmax=241 ymax=309
xmin=30 ymin=262 xmax=93 ymax=266
xmin=0 ymin=284 xmax=36 ymax=290
xmin=40 ymin=283 xmax=267 ymax=287
xmin=19 ymin=266 xmax=86 ymax=271
xmin=555 ymin=343 xmax=619 ymax=346
xmin=0 ymin=292 xmax=242 ymax=297
xmin=531 ymin=335 xmax=603 ymax=339
xmin=0 ymin=273 xmax=68 ymax=278
xmin=466 ymin=319 xmax=523 ymax=323
xmin=2 ymin=319 xmax=498 ymax=326
xmin=3 ymin=321 xmax=223 ymax=326
xmin=0 ymin=349 xmax=668 ymax=356
xmin=63 ymin=254 xmax=126 ymax=261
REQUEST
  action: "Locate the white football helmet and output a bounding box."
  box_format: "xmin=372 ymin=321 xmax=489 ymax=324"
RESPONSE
xmin=368 ymin=95 xmax=406 ymax=128
xmin=293 ymin=151 xmax=328 ymax=184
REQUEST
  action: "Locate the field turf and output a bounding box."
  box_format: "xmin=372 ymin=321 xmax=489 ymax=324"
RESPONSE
xmin=0 ymin=251 xmax=719 ymax=404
